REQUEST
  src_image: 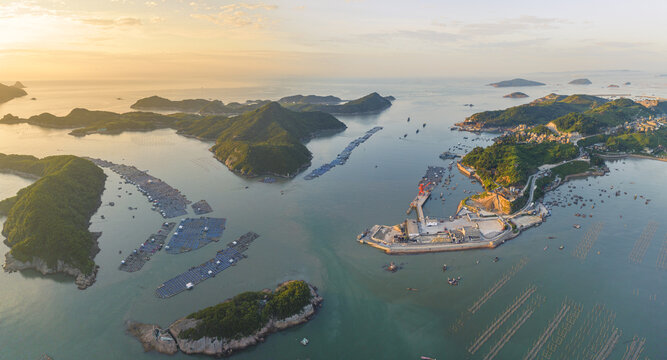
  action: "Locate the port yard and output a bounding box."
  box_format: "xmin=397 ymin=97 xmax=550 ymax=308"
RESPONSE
xmin=191 ymin=199 xmax=213 ymax=215
xmin=119 ymin=222 xmax=175 ymax=272
xmin=304 ymin=126 xmax=382 ymax=180
xmin=155 ymin=232 xmax=259 ymax=298
xmin=87 ymin=157 xmax=190 ymax=218
xmin=165 ymin=217 xmax=226 ymax=254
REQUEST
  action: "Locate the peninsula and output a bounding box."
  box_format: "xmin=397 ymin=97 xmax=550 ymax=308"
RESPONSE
xmin=488 ymin=78 xmax=545 ymax=87
xmin=127 ymin=280 xmax=323 ymax=357
xmin=130 ymin=92 xmax=393 ymax=116
xmin=0 ymin=82 xmax=27 ymax=103
xmin=361 ymin=95 xmax=665 ymax=254
xmin=0 ymin=102 xmax=347 ymax=178
xmin=0 ymin=154 xmax=106 ymax=289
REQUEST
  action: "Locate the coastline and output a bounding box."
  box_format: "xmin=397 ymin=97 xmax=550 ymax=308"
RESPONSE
xmin=127 ymin=282 xmax=323 ymax=357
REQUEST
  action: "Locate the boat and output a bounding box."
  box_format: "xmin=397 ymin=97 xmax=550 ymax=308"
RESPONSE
xmin=416 ymin=129 xmax=420 ymax=134
xmin=185 ymin=282 xmax=194 ymax=290
xmin=422 ymin=123 xmax=426 ymax=127
xmin=407 ymin=287 xmax=418 ymax=291
xmin=447 ymin=278 xmax=458 ymax=286
xmin=300 ymin=338 xmax=309 ymax=346
xmin=493 ymin=256 xmax=499 ymax=262
xmin=559 ymin=245 xmax=565 ymax=250
xmin=573 ymin=224 xmax=581 ymax=229
xmin=442 ymin=264 xmax=447 ymax=271
xmin=421 ymin=357 xmax=436 ymax=360
xmin=407 ymin=117 xmax=410 ymax=122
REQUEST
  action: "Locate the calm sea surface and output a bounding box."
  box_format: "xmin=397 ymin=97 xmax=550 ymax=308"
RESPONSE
xmin=0 ymin=73 xmax=665 ymax=359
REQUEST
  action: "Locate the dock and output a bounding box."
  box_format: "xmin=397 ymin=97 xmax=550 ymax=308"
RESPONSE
xmin=119 ymin=222 xmax=175 ymax=272
xmin=191 ymin=200 xmax=213 ymax=215
xmin=304 ymin=126 xmax=383 ymax=180
xmin=155 ymin=232 xmax=259 ymax=298
xmin=166 ymin=217 xmax=226 ymax=254
xmin=86 ymin=157 xmax=191 ymax=218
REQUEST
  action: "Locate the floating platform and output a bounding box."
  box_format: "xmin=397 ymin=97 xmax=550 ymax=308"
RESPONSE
xmin=165 ymin=217 xmax=226 ymax=254
xmin=155 ymin=232 xmax=259 ymax=298
xmin=119 ymin=222 xmax=175 ymax=272
xmin=86 ymin=157 xmax=191 ymax=218
xmin=191 ymin=200 xmax=213 ymax=215
xmin=304 ymin=126 xmax=383 ymax=180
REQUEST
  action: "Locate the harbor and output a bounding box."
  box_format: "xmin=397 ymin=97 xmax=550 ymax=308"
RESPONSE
xmin=119 ymin=222 xmax=175 ymax=272
xmin=304 ymin=126 xmax=383 ymax=180
xmin=155 ymin=232 xmax=259 ymax=298
xmin=165 ymin=217 xmax=226 ymax=254
xmin=87 ymin=157 xmax=191 ymax=218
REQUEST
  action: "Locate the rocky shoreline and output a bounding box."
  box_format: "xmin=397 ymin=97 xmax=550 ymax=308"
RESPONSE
xmin=127 ymin=282 xmax=323 ymax=357
xmin=2 ymin=232 xmax=102 ymax=290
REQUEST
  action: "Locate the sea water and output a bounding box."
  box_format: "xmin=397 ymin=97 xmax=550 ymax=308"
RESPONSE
xmin=0 ymin=73 xmax=665 ymax=359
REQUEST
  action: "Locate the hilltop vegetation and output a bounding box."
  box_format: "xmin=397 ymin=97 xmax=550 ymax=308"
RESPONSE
xmin=130 ymin=92 xmax=393 ymax=115
xmin=179 ymin=280 xmax=314 ymax=340
xmin=579 ymin=127 xmax=667 ymax=154
xmin=459 ymin=94 xmax=654 ymax=130
xmin=0 ymin=83 xmax=27 ymax=103
xmin=1 ymin=103 xmax=346 ymax=177
xmin=209 ymin=102 xmax=346 ymax=177
xmin=462 ymin=140 xmax=578 ymax=189
xmin=0 ymin=154 xmax=106 ymax=274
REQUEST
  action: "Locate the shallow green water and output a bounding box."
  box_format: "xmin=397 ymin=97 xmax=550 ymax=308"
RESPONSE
xmin=0 ymin=75 xmax=665 ymax=359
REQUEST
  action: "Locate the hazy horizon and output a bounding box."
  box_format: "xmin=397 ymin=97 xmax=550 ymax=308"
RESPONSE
xmin=2 ymin=0 xmax=666 ymax=81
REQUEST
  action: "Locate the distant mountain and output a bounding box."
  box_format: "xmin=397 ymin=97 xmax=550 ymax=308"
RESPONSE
xmin=209 ymin=102 xmax=346 ymax=177
xmin=0 ymin=83 xmax=27 ymax=103
xmin=503 ymin=92 xmax=529 ymax=98
xmin=12 ymin=81 xmax=26 ymax=89
xmin=569 ymin=78 xmax=592 ymax=85
xmin=488 ymin=78 xmax=545 ymax=88
xmin=130 ymin=92 xmax=393 ymax=116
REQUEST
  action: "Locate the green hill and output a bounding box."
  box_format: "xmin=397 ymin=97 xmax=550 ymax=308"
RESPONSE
xmin=287 ymin=92 xmax=392 ymax=114
xmin=208 ymin=102 xmax=346 ymax=177
xmin=0 ymin=154 xmax=106 ymax=274
xmin=552 ymin=98 xmax=653 ymax=135
xmin=460 ymin=94 xmax=611 ymax=129
xmin=0 ymin=83 xmax=27 ymax=103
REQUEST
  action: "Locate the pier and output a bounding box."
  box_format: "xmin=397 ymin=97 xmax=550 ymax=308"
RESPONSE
xmin=119 ymin=222 xmax=175 ymax=272
xmin=304 ymin=126 xmax=382 ymax=180
xmin=156 ymin=232 xmax=259 ymax=298
xmin=166 ymin=217 xmax=226 ymax=254
xmin=87 ymin=158 xmax=191 ymax=218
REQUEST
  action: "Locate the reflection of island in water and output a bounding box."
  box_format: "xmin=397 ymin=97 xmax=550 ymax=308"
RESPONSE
xmin=361 ymin=94 xmax=666 ymax=254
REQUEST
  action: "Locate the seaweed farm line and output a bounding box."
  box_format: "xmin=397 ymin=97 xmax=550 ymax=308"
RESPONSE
xmin=304 ymin=126 xmax=383 ymax=180
xmin=87 ymin=157 xmax=190 ymax=218
xmin=166 ymin=217 xmax=226 ymax=254
xmin=155 ymin=232 xmax=259 ymax=298
xmin=191 ymin=199 xmax=213 ymax=215
xmin=119 ymin=222 xmax=175 ymax=272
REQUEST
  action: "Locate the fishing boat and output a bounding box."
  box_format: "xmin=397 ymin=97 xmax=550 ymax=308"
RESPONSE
xmin=300 ymin=338 xmax=309 ymax=346
xmin=442 ymin=264 xmax=447 ymax=272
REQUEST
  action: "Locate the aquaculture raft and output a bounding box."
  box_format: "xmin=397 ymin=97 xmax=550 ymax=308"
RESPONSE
xmin=119 ymin=222 xmax=175 ymax=272
xmin=166 ymin=217 xmax=226 ymax=254
xmin=191 ymin=199 xmax=213 ymax=215
xmin=155 ymin=232 xmax=259 ymax=298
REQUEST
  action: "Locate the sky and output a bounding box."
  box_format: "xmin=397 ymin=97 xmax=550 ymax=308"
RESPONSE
xmin=1 ymin=0 xmax=666 ymax=81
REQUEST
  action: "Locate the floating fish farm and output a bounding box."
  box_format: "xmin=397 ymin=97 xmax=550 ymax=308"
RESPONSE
xmin=119 ymin=222 xmax=175 ymax=272
xmin=165 ymin=217 xmax=226 ymax=254
xmin=155 ymin=232 xmax=259 ymax=298
xmin=191 ymin=200 xmax=213 ymax=215
xmin=86 ymin=157 xmax=190 ymax=218
xmin=304 ymin=126 xmax=383 ymax=180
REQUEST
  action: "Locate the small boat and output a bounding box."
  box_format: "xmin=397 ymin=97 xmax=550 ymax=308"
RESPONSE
xmin=423 ymin=123 xmax=426 ymax=128
xmin=448 ymin=278 xmax=458 ymax=286
xmin=300 ymin=338 xmax=309 ymax=346
xmin=186 ymin=282 xmax=194 ymax=290
xmin=573 ymin=224 xmax=581 ymax=229
xmin=442 ymin=264 xmax=447 ymax=272
xmin=416 ymin=129 xmax=420 ymax=134
xmin=559 ymin=245 xmax=565 ymax=250
xmin=407 ymin=117 xmax=410 ymax=122
xmin=404 ymin=134 xmax=408 ymax=138
xmin=421 ymin=356 xmax=436 ymax=360
xmin=493 ymin=256 xmax=499 ymax=262
xmin=407 ymin=287 xmax=418 ymax=291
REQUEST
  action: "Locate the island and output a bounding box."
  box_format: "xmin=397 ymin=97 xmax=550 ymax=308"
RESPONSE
xmin=360 ymin=94 xmax=666 ymax=254
xmin=503 ymin=92 xmax=529 ymax=98
xmin=127 ymin=280 xmax=323 ymax=357
xmin=130 ymin=92 xmax=394 ymax=116
xmin=1 ymin=102 xmax=347 ymax=178
xmin=488 ymin=78 xmax=545 ymax=88
xmin=569 ymin=78 xmax=592 ymax=85
xmin=0 ymin=154 xmax=106 ymax=289
xmin=0 ymin=82 xmax=28 ymax=103
xmin=12 ymin=81 xmax=26 ymax=89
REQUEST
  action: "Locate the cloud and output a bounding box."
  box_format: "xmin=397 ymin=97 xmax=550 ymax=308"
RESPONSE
xmin=81 ymin=17 xmax=142 ymax=27
xmin=191 ymin=3 xmax=277 ymax=27
xmin=460 ymin=16 xmax=567 ymax=36
xmin=145 ymin=1 xmax=157 ymax=7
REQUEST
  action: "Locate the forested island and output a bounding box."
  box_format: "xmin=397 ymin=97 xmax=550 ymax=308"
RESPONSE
xmin=488 ymin=78 xmax=545 ymax=87
xmin=503 ymin=92 xmax=528 ymax=98
xmin=127 ymin=280 xmax=323 ymax=357
xmin=0 ymin=102 xmax=347 ymax=178
xmin=131 ymin=92 xmax=393 ymax=115
xmin=0 ymin=82 xmax=27 ymax=103
xmin=0 ymin=154 xmax=106 ymax=289
xmin=569 ymin=78 xmax=592 ymax=85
